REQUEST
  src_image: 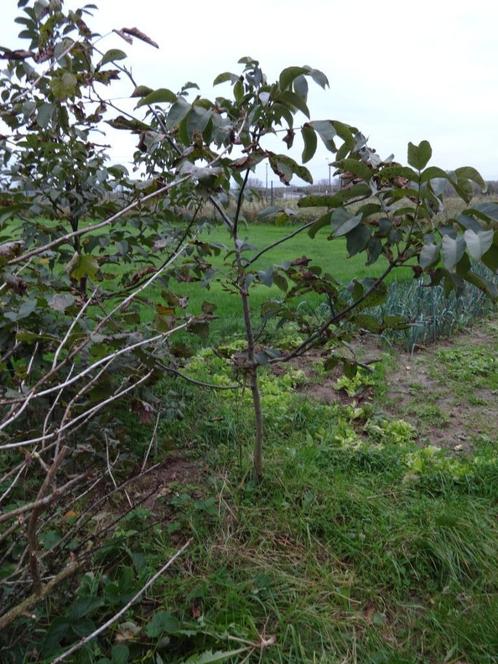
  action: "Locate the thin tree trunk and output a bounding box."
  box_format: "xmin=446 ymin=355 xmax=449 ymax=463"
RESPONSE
xmin=239 ymin=285 xmax=264 ymax=480
xmin=231 ymin=163 xmax=265 ymax=479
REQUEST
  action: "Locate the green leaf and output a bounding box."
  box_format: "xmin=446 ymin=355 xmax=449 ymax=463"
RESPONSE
xmin=482 ymin=243 xmax=498 ymax=272
xmin=308 ymin=212 xmax=331 ymax=239
xmin=70 ymin=254 xmax=99 ymax=280
xmin=100 ymin=49 xmax=127 ymax=66
xmin=233 ymin=79 xmax=244 ymax=103
xmin=420 ymin=166 xmax=449 ymax=183
xmin=301 ymin=124 xmax=317 ymax=163
xmin=186 ymin=106 xmax=212 ymax=138
xmin=456 ymin=213 xmax=483 ymax=233
xmin=278 ymin=91 xmax=310 ymax=118
xmin=50 ymin=72 xmax=77 ymax=100
xmin=167 ymin=98 xmax=191 ymax=129
xmin=407 ymin=140 xmax=432 ymax=170
xmin=299 ymin=183 xmax=371 ymax=209
xmin=346 ymin=224 xmax=370 ymax=256
xmin=279 ymin=66 xmax=309 ymax=91
xmin=419 ymin=242 xmax=440 ymax=268
xmin=131 ymin=85 xmax=153 ymax=98
xmin=339 ymin=158 xmax=372 ymax=180
xmin=472 ymin=202 xmax=498 ymax=221
xmin=136 ymin=88 xmax=176 ymax=107
xmin=366 ymin=237 xmax=383 ymax=265
xmin=293 ymin=74 xmax=308 ymax=99
xmin=310 ymin=120 xmax=337 ymax=150
xmin=331 ymin=209 xmax=362 ymax=237
xmin=145 ymin=611 xmax=181 ymax=638
xmin=213 ymin=72 xmax=239 ymax=85
xmin=111 ymin=645 xmax=129 ymax=664
xmin=273 ymin=272 xmax=288 ymax=292
xmin=4 ymin=299 xmax=37 ymax=322
xmin=464 ymin=271 xmax=498 ymax=299
xmin=269 ymin=154 xmax=312 ymax=185
xmin=380 ymin=165 xmax=418 ymax=181
xmin=464 ymin=229 xmax=494 ymax=260
xmin=308 ymin=68 xmax=329 ymax=88
xmin=452 ymin=178 xmax=473 ymax=204
xmin=37 ymin=102 xmax=54 ymax=128
xmin=455 ymin=166 xmax=486 ymax=192
xmin=354 ymin=314 xmax=382 ymax=333
xmin=355 ymin=278 xmax=388 ymax=309
xmin=106 ymin=116 xmax=148 ymax=132
xmin=258 ymin=267 xmax=273 ymax=287
xmin=441 ymin=235 xmax=465 ymax=271
xmin=383 ymin=315 xmax=408 ymax=330
xmin=39 ymin=529 xmax=61 ymax=549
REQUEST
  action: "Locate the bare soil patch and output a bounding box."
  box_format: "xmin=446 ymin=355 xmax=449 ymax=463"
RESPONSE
xmin=382 ymin=319 xmax=498 ymax=452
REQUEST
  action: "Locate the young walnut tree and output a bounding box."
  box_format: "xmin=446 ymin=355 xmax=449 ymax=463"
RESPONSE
xmin=0 ymin=0 xmax=497 ymax=652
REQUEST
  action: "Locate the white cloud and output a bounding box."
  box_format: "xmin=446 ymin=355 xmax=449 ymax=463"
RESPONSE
xmin=1 ymin=0 xmax=497 ymax=180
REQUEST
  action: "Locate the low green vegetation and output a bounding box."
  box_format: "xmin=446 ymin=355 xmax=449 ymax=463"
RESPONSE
xmin=6 ymin=321 xmax=496 ymax=663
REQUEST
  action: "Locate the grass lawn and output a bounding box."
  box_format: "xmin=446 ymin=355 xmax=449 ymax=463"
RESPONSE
xmin=142 ymin=222 xmax=411 ymax=340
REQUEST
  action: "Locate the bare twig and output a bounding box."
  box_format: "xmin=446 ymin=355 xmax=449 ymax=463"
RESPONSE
xmin=52 ymin=289 xmax=97 ymax=369
xmin=106 ymin=432 xmax=131 ymax=507
xmin=0 ymin=463 xmax=26 ymax=506
xmin=246 ymin=219 xmax=317 ymax=266
xmin=46 ymin=463 xmax=162 ymax=559
xmin=7 ymin=179 xmax=189 ymax=267
xmin=42 ymin=364 xmax=75 ymax=448
xmin=2 ymin=368 xmax=155 ymax=450
xmin=141 ymin=409 xmax=161 ymax=472
xmin=1 ymin=317 xmax=188 ymax=412
xmin=0 ymin=473 xmax=87 ymax=525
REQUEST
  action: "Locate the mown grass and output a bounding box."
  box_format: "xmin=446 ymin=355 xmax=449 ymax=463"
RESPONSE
xmin=135 ymin=221 xmax=407 ymax=340
xmin=139 ymin=222 xmax=494 ymax=344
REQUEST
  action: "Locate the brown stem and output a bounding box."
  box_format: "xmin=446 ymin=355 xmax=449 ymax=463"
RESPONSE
xmin=234 ymin=168 xmax=264 ymax=480
xmin=240 ymin=288 xmax=264 ymax=480
xmin=26 ymin=447 xmax=67 ymax=592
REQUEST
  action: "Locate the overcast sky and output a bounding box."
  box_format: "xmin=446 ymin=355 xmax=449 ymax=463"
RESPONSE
xmin=1 ymin=0 xmax=498 ymax=183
